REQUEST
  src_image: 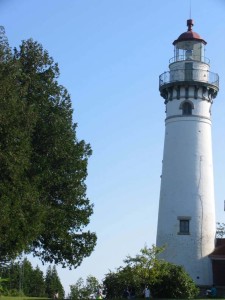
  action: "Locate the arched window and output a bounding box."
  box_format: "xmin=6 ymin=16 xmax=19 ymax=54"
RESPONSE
xmin=182 ymin=101 xmax=193 ymax=115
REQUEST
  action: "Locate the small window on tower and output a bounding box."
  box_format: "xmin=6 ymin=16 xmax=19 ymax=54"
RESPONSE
xmin=179 ymin=220 xmax=189 ymax=234
xmin=182 ymin=102 xmax=192 ymax=115
xmin=177 ymin=217 xmax=191 ymax=235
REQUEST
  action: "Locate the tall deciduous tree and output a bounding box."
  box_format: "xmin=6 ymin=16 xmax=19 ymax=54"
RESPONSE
xmin=0 ymin=28 xmax=96 ymax=268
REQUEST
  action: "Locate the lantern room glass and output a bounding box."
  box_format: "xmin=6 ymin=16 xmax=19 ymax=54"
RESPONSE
xmin=174 ymin=40 xmax=205 ymax=63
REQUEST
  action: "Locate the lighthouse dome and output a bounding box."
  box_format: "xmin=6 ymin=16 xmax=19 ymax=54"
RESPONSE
xmin=173 ymin=19 xmax=207 ymax=45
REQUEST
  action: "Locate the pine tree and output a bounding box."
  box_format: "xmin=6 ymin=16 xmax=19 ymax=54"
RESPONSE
xmin=32 ymin=266 xmax=46 ymax=297
xmin=45 ymin=266 xmax=64 ymax=298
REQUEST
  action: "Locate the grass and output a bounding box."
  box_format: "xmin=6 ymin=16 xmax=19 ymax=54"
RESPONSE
xmin=0 ymin=297 xmax=50 ymax=300
xmin=0 ymin=296 xmax=225 ymax=300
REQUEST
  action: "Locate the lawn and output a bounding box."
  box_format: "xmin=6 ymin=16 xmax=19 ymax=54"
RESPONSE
xmin=0 ymin=297 xmax=50 ymax=300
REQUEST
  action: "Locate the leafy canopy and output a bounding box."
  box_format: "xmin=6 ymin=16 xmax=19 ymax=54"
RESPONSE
xmin=103 ymin=245 xmax=199 ymax=299
xmin=0 ymin=26 xmax=97 ymax=268
xmin=70 ymin=275 xmax=101 ymax=300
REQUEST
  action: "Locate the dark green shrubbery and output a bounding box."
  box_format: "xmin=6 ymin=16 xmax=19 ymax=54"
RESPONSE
xmin=151 ymin=262 xmax=199 ymax=299
xmin=103 ymin=245 xmax=199 ymax=299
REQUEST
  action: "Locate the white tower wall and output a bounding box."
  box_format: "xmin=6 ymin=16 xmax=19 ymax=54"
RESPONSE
xmin=157 ymin=93 xmax=215 ymax=284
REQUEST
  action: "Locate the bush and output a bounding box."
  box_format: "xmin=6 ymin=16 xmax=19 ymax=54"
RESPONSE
xmin=151 ymin=262 xmax=199 ymax=299
xmin=103 ymin=246 xmax=199 ymax=299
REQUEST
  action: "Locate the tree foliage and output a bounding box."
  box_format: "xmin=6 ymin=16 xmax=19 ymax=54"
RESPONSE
xmin=70 ymin=277 xmax=85 ymax=300
xmin=151 ymin=262 xmax=199 ymax=299
xmin=69 ymin=275 xmax=101 ymax=300
xmin=31 ymin=266 xmax=46 ymax=297
xmin=103 ymin=245 xmax=199 ymax=299
xmin=45 ymin=265 xmax=64 ymax=299
xmin=0 ymin=27 xmax=96 ymax=268
xmin=0 ymin=258 xmax=65 ymax=297
xmin=103 ymin=245 xmax=164 ymax=298
xmin=0 ymin=277 xmax=9 ymax=295
xmin=0 ymin=258 xmax=47 ymax=297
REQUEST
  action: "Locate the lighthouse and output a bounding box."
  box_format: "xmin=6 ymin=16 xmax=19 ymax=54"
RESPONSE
xmin=156 ymin=19 xmax=219 ymax=285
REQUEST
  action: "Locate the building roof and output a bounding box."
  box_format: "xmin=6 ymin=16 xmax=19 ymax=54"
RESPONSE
xmin=173 ymin=19 xmax=207 ymax=45
xmin=209 ymin=238 xmax=225 ymax=260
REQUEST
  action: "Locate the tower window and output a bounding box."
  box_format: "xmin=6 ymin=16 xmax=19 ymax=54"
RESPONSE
xmin=177 ymin=217 xmax=191 ymax=235
xmin=182 ymin=102 xmax=193 ymax=115
xmin=179 ymin=220 xmax=189 ymax=234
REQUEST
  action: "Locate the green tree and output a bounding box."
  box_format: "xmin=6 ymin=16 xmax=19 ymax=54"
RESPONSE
xmin=69 ymin=277 xmax=85 ymax=300
xmin=21 ymin=258 xmax=46 ymax=297
xmin=1 ymin=261 xmax=22 ymax=295
xmin=103 ymin=245 xmax=199 ymax=299
xmin=124 ymin=244 xmax=165 ymax=285
xmin=30 ymin=266 xmax=46 ymax=297
xmin=45 ymin=265 xmax=64 ymax=299
xmin=151 ymin=262 xmax=199 ymax=299
xmin=0 ymin=28 xmax=96 ymax=268
xmin=69 ymin=275 xmax=100 ymax=300
xmin=0 ymin=258 xmax=46 ymax=297
xmin=21 ymin=259 xmax=33 ymax=296
xmin=103 ymin=269 xmax=132 ymax=299
xmin=85 ymin=275 xmax=100 ymax=297
xmin=0 ymin=277 xmax=9 ymax=295
xmin=103 ymin=245 xmax=165 ymax=298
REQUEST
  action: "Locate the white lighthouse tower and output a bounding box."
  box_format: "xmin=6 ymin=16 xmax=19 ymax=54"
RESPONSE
xmin=156 ymin=19 xmax=219 ymax=285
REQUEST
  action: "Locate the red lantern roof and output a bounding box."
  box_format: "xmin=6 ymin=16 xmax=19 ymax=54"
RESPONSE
xmin=173 ymin=19 xmax=207 ymax=45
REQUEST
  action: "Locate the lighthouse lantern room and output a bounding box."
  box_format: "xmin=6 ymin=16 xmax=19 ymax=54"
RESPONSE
xmin=173 ymin=19 xmax=206 ymax=63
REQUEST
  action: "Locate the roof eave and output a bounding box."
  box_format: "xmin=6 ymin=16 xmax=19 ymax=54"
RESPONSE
xmin=173 ymin=38 xmax=207 ymax=45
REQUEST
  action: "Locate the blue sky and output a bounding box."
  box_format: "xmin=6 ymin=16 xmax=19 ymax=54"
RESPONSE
xmin=1 ymin=0 xmax=225 ymax=296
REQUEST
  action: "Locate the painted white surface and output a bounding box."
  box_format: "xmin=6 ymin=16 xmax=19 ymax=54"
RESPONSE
xmin=157 ymin=59 xmax=217 ymax=284
xmin=169 ymin=61 xmax=210 ymax=83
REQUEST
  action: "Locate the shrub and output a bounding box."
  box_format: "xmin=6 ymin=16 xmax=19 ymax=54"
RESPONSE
xmin=151 ymin=262 xmax=199 ymax=299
